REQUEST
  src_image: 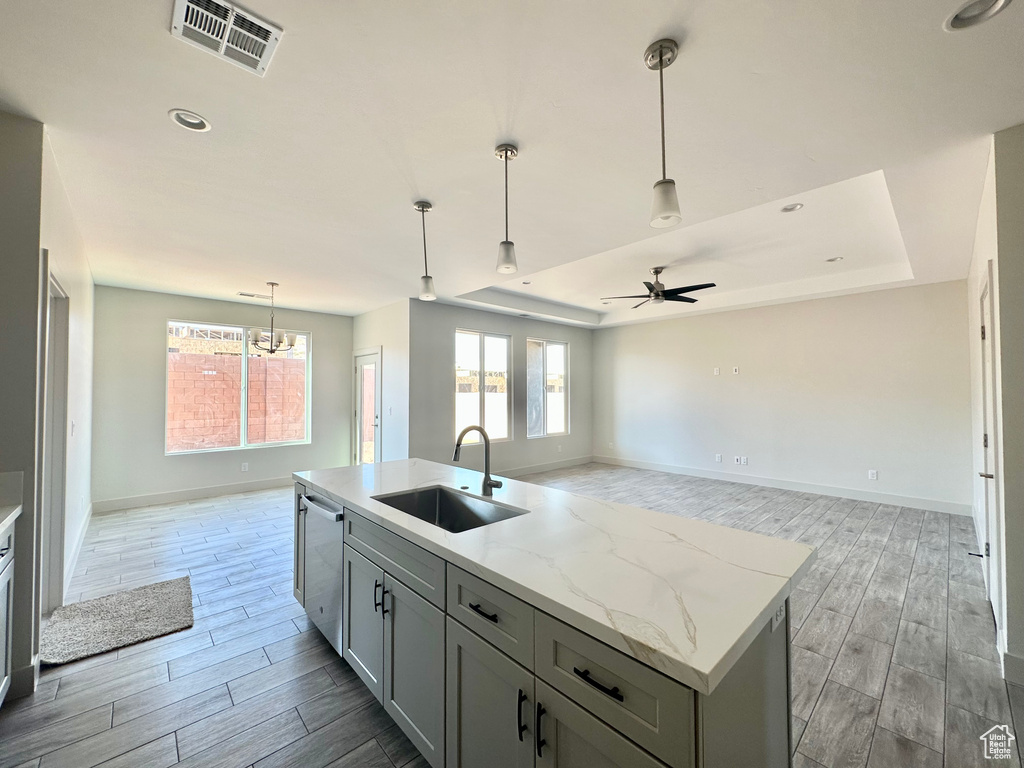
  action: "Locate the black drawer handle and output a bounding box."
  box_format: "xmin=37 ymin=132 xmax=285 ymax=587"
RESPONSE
xmin=469 ymin=602 xmax=499 ymax=623
xmin=536 ymin=703 xmax=546 ymax=758
xmin=517 ymin=689 xmax=528 ymax=741
xmin=381 ymin=588 xmax=390 ymax=617
xmin=0 ymin=546 xmax=9 ymax=558
xmin=373 ymin=580 xmax=382 ymax=613
xmin=573 ymin=667 xmax=624 ymax=702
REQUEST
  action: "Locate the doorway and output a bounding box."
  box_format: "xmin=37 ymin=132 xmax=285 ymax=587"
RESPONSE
xmin=40 ymin=275 xmax=69 ymax=614
xmin=980 ymin=268 xmax=1002 ymax=633
xmin=354 ymin=350 xmax=382 ymax=464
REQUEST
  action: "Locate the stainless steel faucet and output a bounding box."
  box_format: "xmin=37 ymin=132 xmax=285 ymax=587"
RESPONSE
xmin=453 ymin=425 xmax=503 ymax=497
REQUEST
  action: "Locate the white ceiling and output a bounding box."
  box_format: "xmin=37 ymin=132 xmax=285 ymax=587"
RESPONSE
xmin=0 ymin=0 xmax=1021 ymax=321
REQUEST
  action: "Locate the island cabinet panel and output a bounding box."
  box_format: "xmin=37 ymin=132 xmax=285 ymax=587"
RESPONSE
xmin=343 ymin=544 xmax=384 ymax=701
xmin=447 ymin=564 xmax=535 ymax=670
xmin=446 ymin=617 xmax=536 ymax=768
xmin=535 ymin=681 xmax=670 ymax=768
xmin=293 ymin=483 xmax=306 ymax=604
xmin=384 ymin=574 xmax=446 ymax=768
xmin=345 ymin=512 xmax=446 ymax=609
xmin=535 ymin=613 xmax=695 ymax=768
xmin=0 ymin=547 xmax=14 ymax=705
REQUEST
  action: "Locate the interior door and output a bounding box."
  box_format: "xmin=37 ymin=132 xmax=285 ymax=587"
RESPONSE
xmin=355 ymin=351 xmax=382 ymax=464
xmin=980 ymin=277 xmax=1002 ymax=627
xmin=342 ymin=545 xmax=384 ymax=701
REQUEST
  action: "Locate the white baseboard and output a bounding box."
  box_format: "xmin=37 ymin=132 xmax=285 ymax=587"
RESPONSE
xmin=500 ymin=455 xmax=595 ymax=479
xmin=591 ymin=456 xmax=973 ymax=516
xmin=63 ymin=502 xmax=92 ymax=600
xmin=93 ymin=477 xmax=293 ymax=515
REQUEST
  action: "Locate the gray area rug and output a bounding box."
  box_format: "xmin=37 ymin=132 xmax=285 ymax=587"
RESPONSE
xmin=40 ymin=575 xmax=194 ymax=664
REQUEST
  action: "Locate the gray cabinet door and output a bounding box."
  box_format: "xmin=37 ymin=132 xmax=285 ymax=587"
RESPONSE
xmin=0 ymin=558 xmax=13 ymax=704
xmin=343 ymin=544 xmax=384 ymax=702
xmin=535 ymin=681 xmax=669 ymax=768
xmin=293 ymin=483 xmax=305 ymax=604
xmin=384 ymin=574 xmax=446 ymax=768
xmin=446 ymin=617 xmax=535 ymax=768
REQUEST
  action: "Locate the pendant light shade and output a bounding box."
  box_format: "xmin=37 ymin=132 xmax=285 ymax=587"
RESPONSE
xmin=419 ymin=275 xmax=436 ymax=301
xmin=414 ymin=200 xmax=437 ymax=301
xmin=645 ymin=39 xmax=682 ymax=229
xmin=496 ymin=241 xmax=518 ymax=274
xmin=495 ymin=144 xmax=519 ymax=274
xmin=650 ymin=179 xmax=681 ymax=228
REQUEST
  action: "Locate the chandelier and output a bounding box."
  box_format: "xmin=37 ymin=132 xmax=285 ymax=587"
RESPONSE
xmin=247 ymin=282 xmax=295 ymax=354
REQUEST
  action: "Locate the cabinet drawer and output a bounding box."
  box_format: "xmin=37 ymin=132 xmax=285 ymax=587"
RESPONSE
xmin=535 ymin=613 xmax=695 ymax=768
xmin=0 ymin=521 xmax=13 ymax=579
xmin=447 ymin=565 xmax=534 ymax=670
xmin=345 ymin=513 xmax=445 ymax=610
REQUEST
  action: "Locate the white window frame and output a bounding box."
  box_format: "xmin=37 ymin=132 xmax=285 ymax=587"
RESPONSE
xmin=165 ymin=319 xmax=313 ymax=455
xmin=454 ymin=328 xmax=512 ymax=442
xmin=527 ymin=337 xmax=569 ymax=439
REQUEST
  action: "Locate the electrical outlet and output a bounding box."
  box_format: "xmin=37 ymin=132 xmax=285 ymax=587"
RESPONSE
xmin=732 ymin=366 xmax=740 ymax=375
xmin=557 ymin=445 xmax=562 ymax=453
xmin=388 ymin=406 xmax=393 ymax=416
xmin=241 ymin=462 xmax=249 ymax=472
xmin=868 ymin=469 xmax=878 ymax=480
xmin=714 ymin=367 xmax=720 ymax=376
xmin=734 ymin=456 xmax=741 ymax=465
xmin=715 ymin=454 xmax=722 ymax=463
xmin=608 ymin=441 xmax=613 ymax=449
xmin=771 ymin=603 xmax=786 ymax=632
xmin=741 ymin=456 xmax=748 ymax=465
xmin=71 ymin=420 xmax=76 ymax=438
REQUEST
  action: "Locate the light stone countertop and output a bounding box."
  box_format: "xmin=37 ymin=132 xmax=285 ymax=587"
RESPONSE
xmin=295 ymin=458 xmax=815 ymax=695
xmin=0 ymin=504 xmax=21 ymax=535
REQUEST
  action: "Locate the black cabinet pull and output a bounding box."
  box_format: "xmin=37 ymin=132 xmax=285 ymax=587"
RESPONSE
xmin=373 ymin=580 xmax=382 ymax=613
xmin=0 ymin=546 xmax=8 ymax=558
xmin=381 ymin=588 xmax=390 ymax=617
xmin=469 ymin=602 xmax=499 ymax=623
xmin=573 ymin=667 xmax=624 ymax=702
xmin=536 ymin=703 xmax=547 ymax=758
xmin=517 ymin=689 xmax=528 ymax=741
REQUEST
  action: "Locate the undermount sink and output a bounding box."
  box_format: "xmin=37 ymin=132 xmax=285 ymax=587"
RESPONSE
xmin=372 ymin=485 xmax=527 ymax=533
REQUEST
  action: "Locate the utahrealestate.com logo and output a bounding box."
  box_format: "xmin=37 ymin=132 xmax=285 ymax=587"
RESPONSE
xmin=980 ymin=725 xmax=1016 ymax=760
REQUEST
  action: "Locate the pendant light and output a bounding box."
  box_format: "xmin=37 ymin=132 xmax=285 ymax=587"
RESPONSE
xmin=495 ymin=143 xmax=519 ymax=274
xmin=247 ymin=282 xmax=296 ymax=354
xmin=414 ymin=201 xmax=437 ymax=301
xmin=645 ymin=39 xmax=682 ymax=228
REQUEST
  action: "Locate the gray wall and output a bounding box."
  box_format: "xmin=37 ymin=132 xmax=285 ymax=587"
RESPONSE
xmin=353 ymin=301 xmax=411 ymax=462
xmin=408 ymin=301 xmax=594 ymax=475
xmin=91 ymin=286 xmax=353 ymax=509
xmin=592 ymin=281 xmax=973 ymax=514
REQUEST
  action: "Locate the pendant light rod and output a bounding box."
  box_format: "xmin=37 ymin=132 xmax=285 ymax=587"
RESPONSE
xmin=659 ymin=50 xmax=667 ymax=181
xmin=415 ymin=200 xmax=431 ymax=275
xmin=504 ymin=149 xmax=509 ymax=241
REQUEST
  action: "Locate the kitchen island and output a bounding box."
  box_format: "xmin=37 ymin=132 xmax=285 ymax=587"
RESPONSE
xmin=294 ymin=459 xmax=814 ymax=768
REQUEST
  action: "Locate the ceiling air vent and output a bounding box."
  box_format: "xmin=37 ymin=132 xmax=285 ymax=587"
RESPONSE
xmin=171 ymin=0 xmax=282 ymax=77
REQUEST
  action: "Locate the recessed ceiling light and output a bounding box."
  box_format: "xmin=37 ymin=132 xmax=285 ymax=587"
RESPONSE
xmin=826 ymin=256 xmax=844 ymax=262
xmin=169 ymin=108 xmax=211 ymax=132
xmin=781 ymin=203 xmax=804 ymax=213
xmin=602 ymin=301 xmax=611 ymax=305
xmin=522 ymin=281 xmax=532 ymax=285
xmin=945 ymin=0 xmax=1013 ymax=29
xmin=518 ymin=313 xmax=530 ymax=318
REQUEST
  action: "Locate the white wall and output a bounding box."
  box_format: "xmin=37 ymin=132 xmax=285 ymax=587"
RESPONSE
xmin=353 ymin=301 xmax=410 ymax=462
xmin=408 ymin=301 xmax=594 ymax=476
xmin=40 ymin=131 xmax=95 ymax=588
xmin=91 ymin=286 xmax=353 ymax=509
xmin=593 ymin=282 xmax=973 ymax=514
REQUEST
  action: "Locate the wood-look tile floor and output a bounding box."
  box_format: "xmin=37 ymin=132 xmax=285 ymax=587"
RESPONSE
xmin=1 ymin=465 xmax=1019 ymax=768
xmin=519 ymin=462 xmax=1023 ymax=768
xmin=0 ymin=488 xmax=427 ymax=768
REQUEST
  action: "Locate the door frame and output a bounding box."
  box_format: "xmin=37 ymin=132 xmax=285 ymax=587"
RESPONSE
xmin=980 ymin=264 xmax=1003 ymax=631
xmin=40 ymin=274 xmax=70 ymax=614
xmin=353 ymin=347 xmax=383 ymax=464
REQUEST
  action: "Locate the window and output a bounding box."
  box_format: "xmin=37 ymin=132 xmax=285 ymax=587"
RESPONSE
xmin=527 ymin=339 xmax=568 ymax=437
xmin=455 ymin=330 xmax=510 ymax=442
xmin=166 ymin=321 xmax=310 ymax=454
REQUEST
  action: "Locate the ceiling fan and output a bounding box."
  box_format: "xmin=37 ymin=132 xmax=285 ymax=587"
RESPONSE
xmin=602 ymin=267 xmax=716 ymax=309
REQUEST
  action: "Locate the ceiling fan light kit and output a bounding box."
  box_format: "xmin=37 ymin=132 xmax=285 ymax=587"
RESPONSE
xmin=601 ymin=266 xmax=716 ymax=310
xmin=495 ymin=143 xmax=519 ymax=274
xmin=646 ymin=38 xmax=682 ymax=229
xmin=415 ymin=200 xmax=437 ymax=301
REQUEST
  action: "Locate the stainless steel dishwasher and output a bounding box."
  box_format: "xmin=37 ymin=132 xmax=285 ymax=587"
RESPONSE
xmin=301 ymin=493 xmax=345 ymax=652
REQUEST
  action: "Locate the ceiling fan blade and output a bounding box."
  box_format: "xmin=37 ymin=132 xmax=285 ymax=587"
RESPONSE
xmin=663 ymin=282 xmax=717 ymax=296
xmin=601 ymin=294 xmax=650 ymax=300
xmin=632 ymin=299 xmax=650 ymax=309
xmin=665 ymin=295 xmax=698 ymax=303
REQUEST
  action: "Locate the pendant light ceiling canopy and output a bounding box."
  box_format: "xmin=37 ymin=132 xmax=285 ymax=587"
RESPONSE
xmin=646 ymin=38 xmax=682 ymax=229
xmin=496 ymin=143 xmax=519 ymax=274
xmin=415 ymin=200 xmax=436 ymax=301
